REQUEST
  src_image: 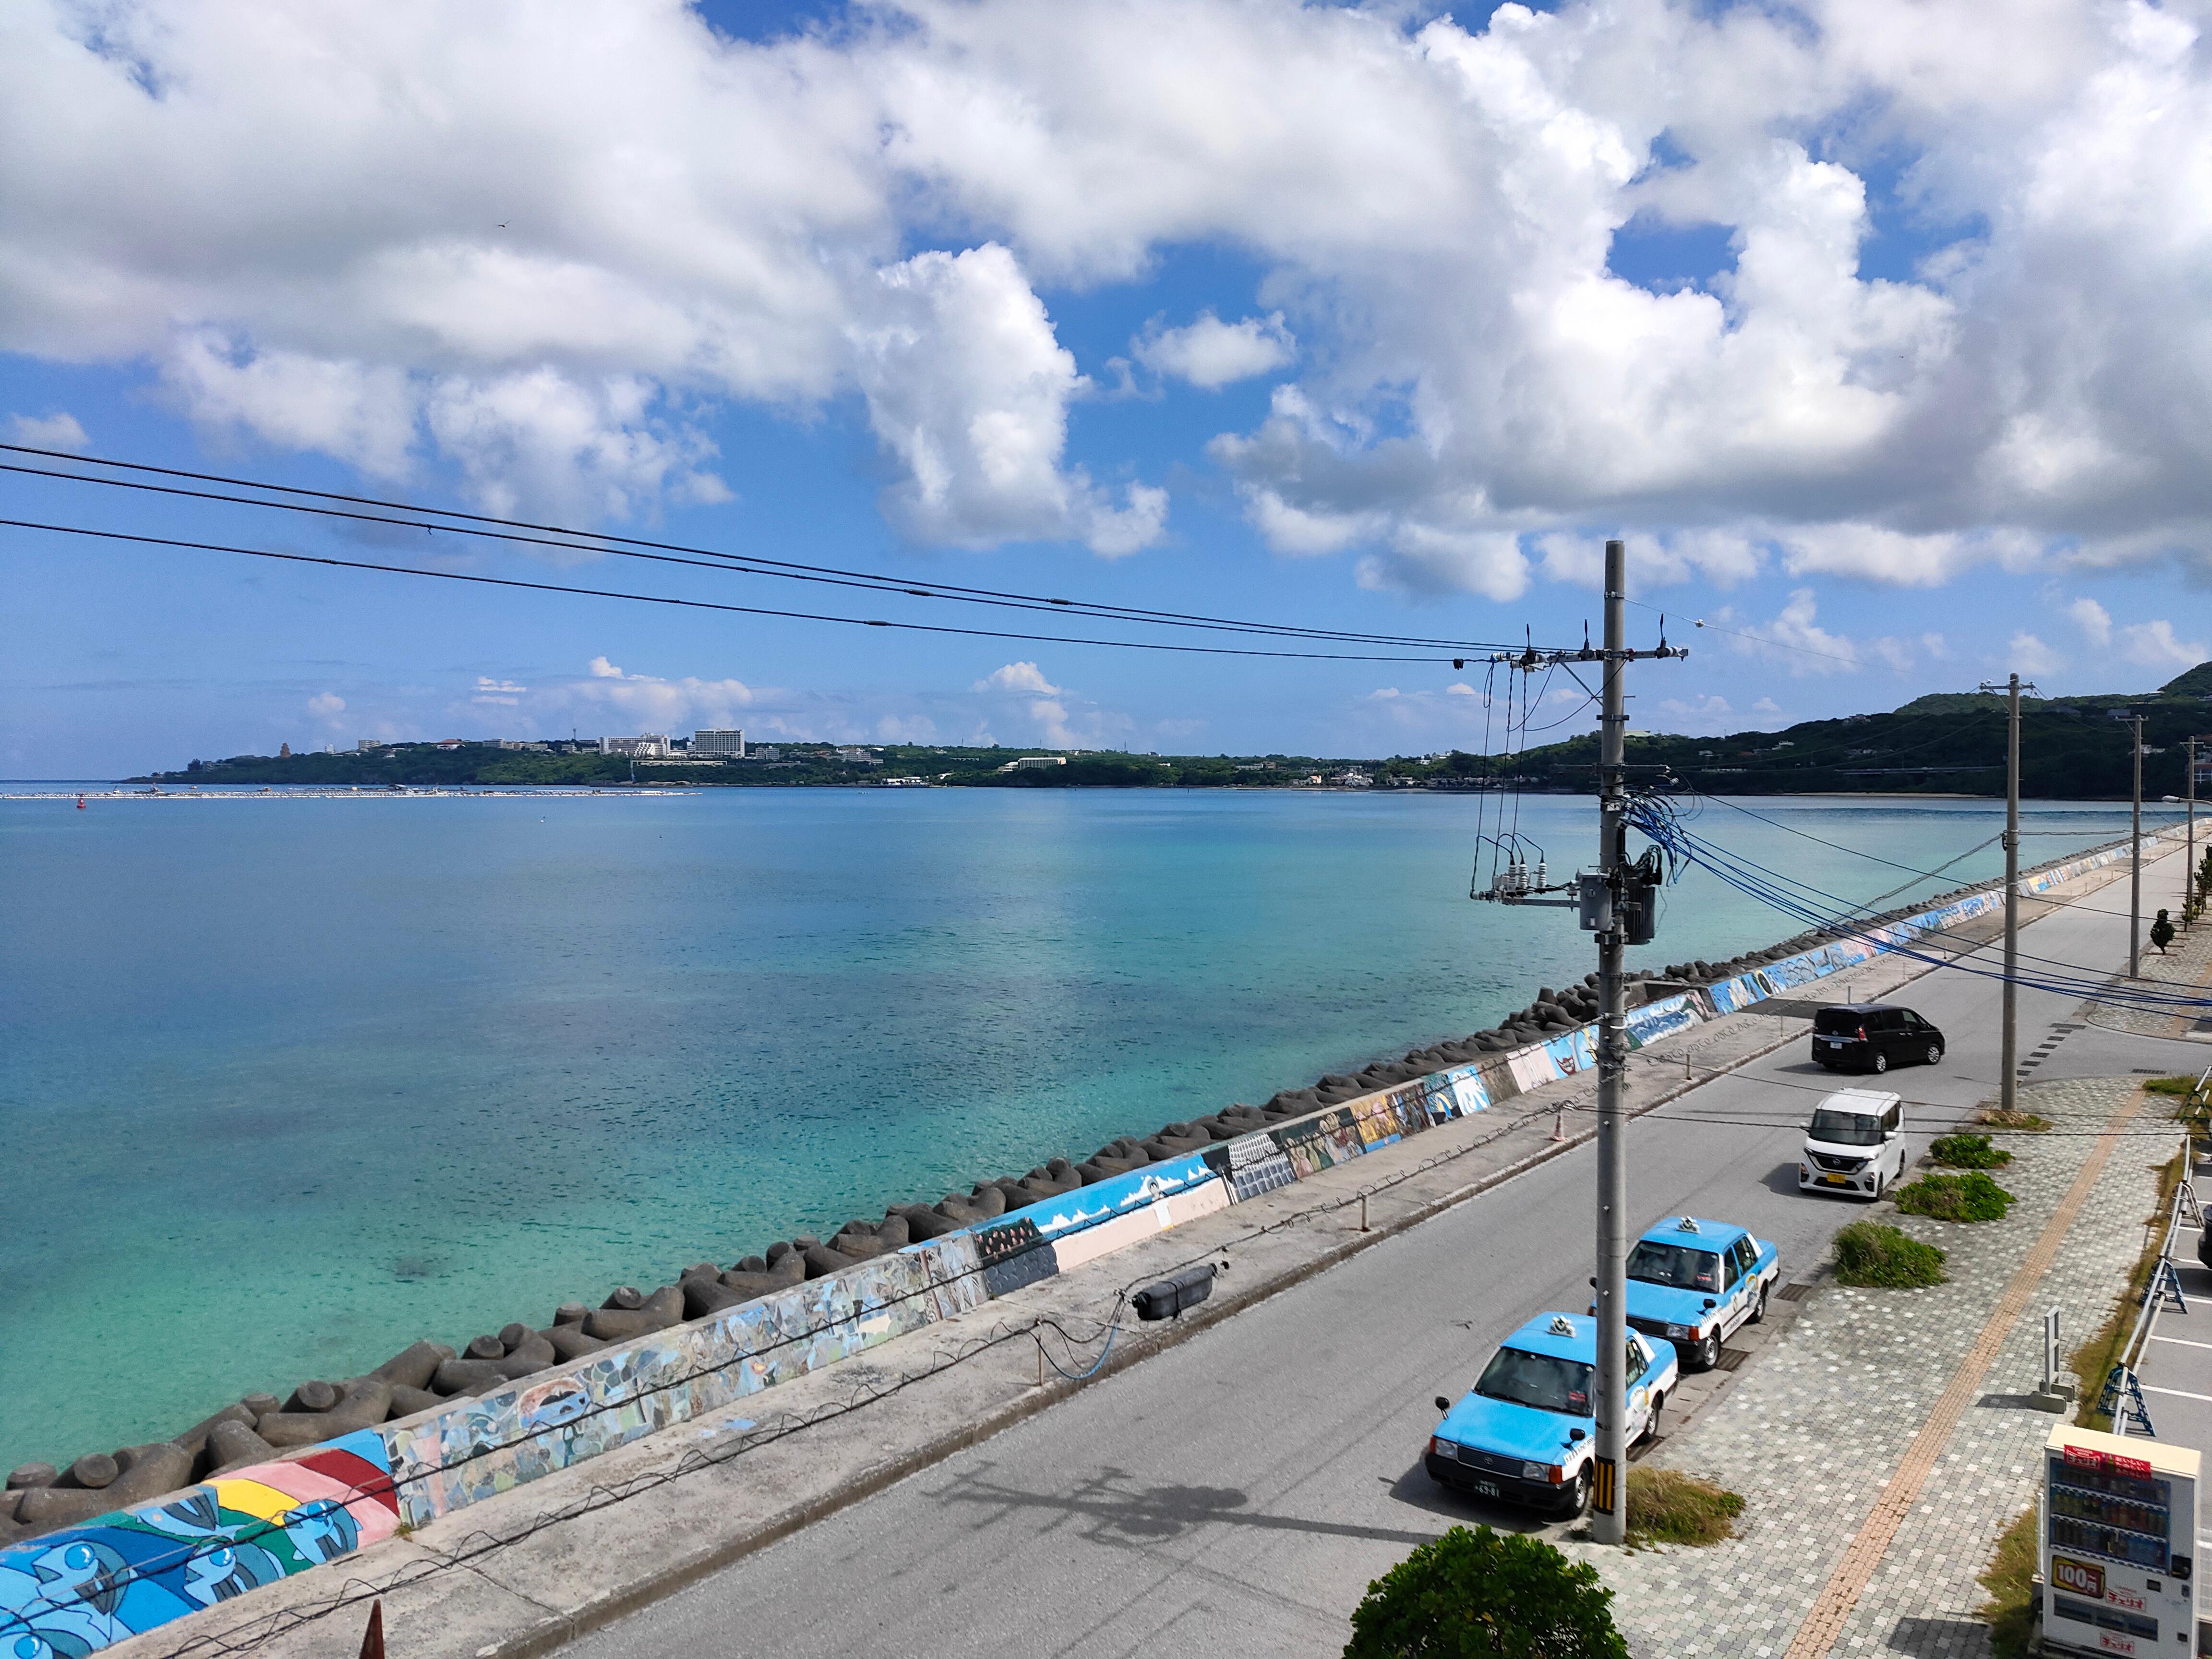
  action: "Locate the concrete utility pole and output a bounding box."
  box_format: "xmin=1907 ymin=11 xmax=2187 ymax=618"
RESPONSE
xmin=2188 ymin=735 xmax=2198 ymax=928
xmin=2130 ymin=714 xmax=2143 ymax=978
xmin=1592 ymin=537 xmax=1630 ymax=1546
xmin=1979 ymin=674 xmax=2032 ymax=1116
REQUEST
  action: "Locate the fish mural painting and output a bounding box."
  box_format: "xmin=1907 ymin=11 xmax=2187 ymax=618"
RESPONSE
xmin=0 ymin=1431 xmax=398 ymax=1657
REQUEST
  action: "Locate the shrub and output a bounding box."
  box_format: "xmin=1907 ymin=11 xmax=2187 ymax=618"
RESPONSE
xmin=2141 ymin=1075 xmax=2203 ymax=1098
xmin=1833 ymin=1220 xmax=1948 ymax=1287
xmin=1344 ymin=1525 xmax=1626 ymax=1659
xmin=1931 ymin=1132 xmax=2013 ymax=1169
xmin=1896 ymin=1171 xmax=2015 ymax=1223
xmin=1625 ymin=1468 xmax=1743 ymax=1547
xmin=1977 ymin=1106 xmax=2049 ymax=1131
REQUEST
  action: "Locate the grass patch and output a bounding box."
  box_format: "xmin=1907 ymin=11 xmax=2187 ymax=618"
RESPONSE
xmin=2072 ymin=1146 xmax=2189 ymax=1430
xmin=1977 ymin=1106 xmax=2050 ymax=1131
xmin=1976 ymin=1502 xmax=2040 ymax=1659
xmin=1895 ymin=1170 xmax=2015 ymax=1222
xmin=1833 ymin=1220 xmax=1948 ymax=1287
xmin=1624 ymin=1468 xmax=1743 ymax=1547
xmin=2140 ymin=1075 xmax=2205 ymax=1098
xmin=1932 ymin=1132 xmax=2014 ymax=1169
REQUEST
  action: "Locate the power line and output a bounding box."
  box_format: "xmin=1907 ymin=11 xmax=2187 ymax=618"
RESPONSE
xmin=0 ymin=517 xmax=1485 ymax=665
xmin=0 ymin=444 xmax=1564 ymax=656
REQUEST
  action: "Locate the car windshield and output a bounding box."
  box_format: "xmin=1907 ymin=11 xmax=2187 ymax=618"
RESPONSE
xmin=1475 ymin=1346 xmax=1595 ymax=1416
xmin=1809 ymin=1108 xmax=1884 ymax=1146
xmin=1627 ymin=1241 xmax=1721 ymax=1290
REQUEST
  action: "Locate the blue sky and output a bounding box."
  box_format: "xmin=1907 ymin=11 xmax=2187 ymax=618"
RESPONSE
xmin=3 ymin=0 xmax=2207 ymax=776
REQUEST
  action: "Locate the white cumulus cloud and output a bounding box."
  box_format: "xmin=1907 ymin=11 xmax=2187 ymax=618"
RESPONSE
xmin=1133 ymin=311 xmax=1294 ymax=389
xmin=6 ymin=411 xmax=90 ymax=453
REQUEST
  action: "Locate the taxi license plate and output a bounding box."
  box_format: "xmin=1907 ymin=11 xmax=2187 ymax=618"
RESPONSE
xmin=1471 ymin=1479 xmax=1500 ymax=1498
xmin=1820 ymin=1173 xmax=1851 ymax=1186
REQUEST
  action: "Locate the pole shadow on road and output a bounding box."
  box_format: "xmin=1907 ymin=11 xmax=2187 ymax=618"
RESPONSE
xmin=926 ymin=1462 xmax=1446 ymax=1550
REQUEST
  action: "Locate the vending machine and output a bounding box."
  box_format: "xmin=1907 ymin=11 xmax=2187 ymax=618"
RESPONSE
xmin=2041 ymin=1424 xmax=2200 ymax=1656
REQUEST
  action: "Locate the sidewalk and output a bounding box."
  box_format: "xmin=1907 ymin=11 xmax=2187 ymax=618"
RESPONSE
xmin=1577 ymin=1074 xmax=2175 ymax=1659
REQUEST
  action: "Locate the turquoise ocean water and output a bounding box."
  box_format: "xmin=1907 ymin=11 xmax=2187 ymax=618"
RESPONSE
xmin=0 ymin=786 xmax=2168 ymax=1472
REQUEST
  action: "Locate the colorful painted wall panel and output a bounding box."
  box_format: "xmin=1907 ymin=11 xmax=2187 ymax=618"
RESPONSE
xmin=0 ymin=1430 xmax=398 ymax=1657
xmin=1505 ymin=1044 xmax=1563 ymax=1094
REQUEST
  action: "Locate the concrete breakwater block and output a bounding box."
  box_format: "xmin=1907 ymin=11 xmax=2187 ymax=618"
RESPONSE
xmin=602 ymin=1285 xmax=647 ymax=1311
xmin=371 ymin=1339 xmax=455 ymax=1392
xmin=258 ymin=1377 xmax=392 ymax=1447
xmin=553 ymin=1302 xmax=589 ymax=1326
xmin=13 ymin=1443 xmax=191 ymax=1528
xmin=543 ymin=1325 xmax=608 ymax=1363
xmin=385 ymin=1385 xmax=442 ymax=1421
xmin=171 ymin=1402 xmax=255 ymax=1462
xmin=582 ymin=1284 xmax=683 ymax=1341
xmin=464 ymin=1334 xmax=507 ymax=1360
xmin=67 ymin=1453 xmax=119 ymax=1490
xmin=5 ymin=1463 xmax=57 ymax=1491
xmin=432 ymin=1357 xmax=519 ymax=1396
xmin=283 ymin=1379 xmax=340 ymax=1414
xmin=207 ymin=1418 xmax=278 ymax=1475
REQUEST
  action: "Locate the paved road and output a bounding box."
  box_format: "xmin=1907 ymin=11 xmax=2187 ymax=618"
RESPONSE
xmin=575 ymin=853 xmax=2202 ymax=1659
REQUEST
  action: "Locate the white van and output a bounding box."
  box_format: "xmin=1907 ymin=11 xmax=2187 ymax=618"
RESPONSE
xmin=1798 ymin=1088 xmax=1907 ymax=1199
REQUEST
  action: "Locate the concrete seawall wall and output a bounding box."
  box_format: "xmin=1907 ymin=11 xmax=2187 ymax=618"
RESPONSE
xmin=0 ymin=832 xmax=2168 ymax=1657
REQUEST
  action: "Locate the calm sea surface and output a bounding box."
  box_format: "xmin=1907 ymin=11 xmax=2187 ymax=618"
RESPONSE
xmin=0 ymin=786 xmax=2170 ymax=1471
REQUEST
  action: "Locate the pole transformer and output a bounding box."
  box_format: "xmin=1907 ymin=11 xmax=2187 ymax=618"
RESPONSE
xmin=1590 ymin=536 xmax=1630 ymax=1545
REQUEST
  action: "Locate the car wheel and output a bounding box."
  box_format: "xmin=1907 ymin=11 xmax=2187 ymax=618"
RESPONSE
xmin=1564 ymin=1463 xmax=1592 ymax=1516
xmin=1749 ymin=1284 xmax=1770 ymax=1325
xmin=1871 ymin=1051 xmax=1889 ymax=1074
xmin=1868 ymin=1172 xmax=1885 ymax=1202
xmin=1696 ymin=1330 xmax=1721 ymax=1370
xmin=1640 ymin=1391 xmax=1665 ymax=1444
xmin=1924 ymin=1042 xmax=1942 ymax=1066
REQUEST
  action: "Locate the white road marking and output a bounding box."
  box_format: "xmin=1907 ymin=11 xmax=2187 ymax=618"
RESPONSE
xmin=2147 ymin=1334 xmax=2212 ymax=1351
xmin=2139 ymin=1384 xmax=2212 ymax=1403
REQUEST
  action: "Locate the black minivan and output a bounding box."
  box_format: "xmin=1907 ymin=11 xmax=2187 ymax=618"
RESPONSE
xmin=1811 ymin=1005 xmax=1945 ymax=1073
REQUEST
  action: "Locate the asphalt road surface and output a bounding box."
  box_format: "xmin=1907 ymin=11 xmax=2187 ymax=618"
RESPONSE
xmin=574 ymin=852 xmax=2204 ymax=1659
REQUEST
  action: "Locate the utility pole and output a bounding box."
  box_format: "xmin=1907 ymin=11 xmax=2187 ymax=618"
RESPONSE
xmin=1467 ymin=538 xmax=1682 ymax=1547
xmin=1980 ymin=674 xmax=2033 ymax=1116
xmin=1591 ymin=536 xmax=1630 ymax=1546
xmin=2188 ymin=735 xmax=2197 ymax=929
xmin=2130 ymin=714 xmax=2143 ymax=978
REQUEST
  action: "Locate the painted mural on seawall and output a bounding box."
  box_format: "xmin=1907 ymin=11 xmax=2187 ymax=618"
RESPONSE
xmin=0 ymin=831 xmax=2170 ymax=1657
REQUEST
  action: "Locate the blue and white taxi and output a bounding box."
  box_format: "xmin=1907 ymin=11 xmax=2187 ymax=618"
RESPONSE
xmin=1425 ymin=1313 xmax=1677 ymax=1515
xmin=1621 ymin=1216 xmax=1780 ymax=1371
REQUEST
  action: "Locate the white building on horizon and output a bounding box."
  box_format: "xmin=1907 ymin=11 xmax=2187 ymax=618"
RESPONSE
xmin=694 ymin=729 xmax=746 ymax=757
xmin=600 ymin=734 xmax=673 ymax=757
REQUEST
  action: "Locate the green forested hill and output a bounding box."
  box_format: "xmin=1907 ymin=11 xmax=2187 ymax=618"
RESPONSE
xmin=133 ymin=663 xmax=2212 ymax=799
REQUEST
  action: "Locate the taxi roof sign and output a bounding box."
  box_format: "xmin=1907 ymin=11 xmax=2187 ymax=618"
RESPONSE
xmin=1547 ymin=1315 xmax=1576 ymax=1336
xmin=1673 ymin=1216 xmax=1700 ymax=1233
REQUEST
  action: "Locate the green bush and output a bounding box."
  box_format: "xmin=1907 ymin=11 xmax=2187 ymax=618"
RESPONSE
xmin=1344 ymin=1525 xmax=1626 ymax=1658
xmin=1895 ymin=1171 xmax=2015 ymax=1223
xmin=1833 ymin=1220 xmax=1948 ymax=1287
xmin=1931 ymin=1132 xmax=2013 ymax=1169
xmin=1625 ymin=1468 xmax=1743 ymax=1547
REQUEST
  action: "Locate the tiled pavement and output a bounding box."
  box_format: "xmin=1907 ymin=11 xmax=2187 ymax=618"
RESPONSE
xmin=1569 ymin=1076 xmax=2176 ymax=1659
xmin=2081 ymin=904 xmax=2212 ymax=1042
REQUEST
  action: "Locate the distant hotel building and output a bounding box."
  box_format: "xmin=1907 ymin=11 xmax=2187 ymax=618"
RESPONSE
xmin=693 ymin=729 xmax=746 ymax=757
xmin=600 ymin=734 xmax=673 ymax=757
